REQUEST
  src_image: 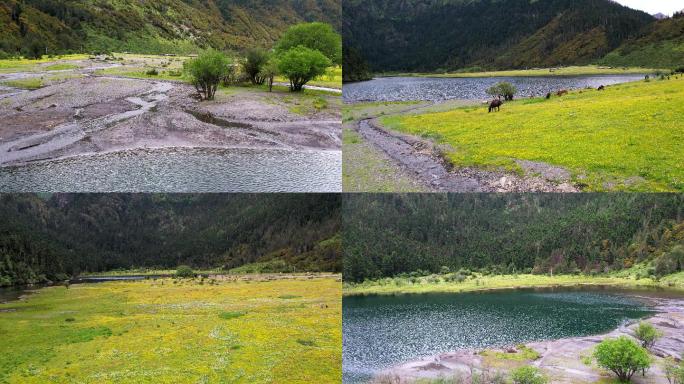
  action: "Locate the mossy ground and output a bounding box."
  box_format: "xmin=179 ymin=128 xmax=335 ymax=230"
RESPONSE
xmin=0 ymin=277 xmax=341 ymax=383
xmin=380 ymin=76 xmax=684 ymax=192
xmin=343 ymin=272 xmax=684 ymax=296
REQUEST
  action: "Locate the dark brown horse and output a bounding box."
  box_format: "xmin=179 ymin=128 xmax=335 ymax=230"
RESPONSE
xmin=488 ymin=98 xmax=503 ymax=113
xmin=597 ymin=85 xmax=605 ymax=91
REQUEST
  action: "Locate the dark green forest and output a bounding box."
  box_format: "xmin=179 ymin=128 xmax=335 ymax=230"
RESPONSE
xmin=343 ymin=194 xmax=684 ymax=282
xmin=0 ymin=194 xmax=341 ymax=286
xmin=0 ymin=0 xmax=341 ymax=56
xmin=342 ymin=0 xmax=682 ymax=74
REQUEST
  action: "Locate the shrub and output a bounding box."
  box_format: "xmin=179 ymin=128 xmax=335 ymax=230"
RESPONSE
xmin=145 ymin=68 xmax=159 ymax=76
xmin=258 ymin=58 xmax=279 ymax=92
xmin=176 ymin=265 xmax=195 ymax=278
xmin=275 ymin=22 xmax=342 ymax=65
xmin=594 ymin=336 xmax=651 ymax=382
xmin=634 ymin=322 xmax=663 ymax=349
xmin=663 ymin=356 xmax=684 ymax=384
xmin=277 ymin=46 xmax=331 ymax=91
xmin=486 ymin=82 xmax=517 ymax=101
xmin=243 ymin=47 xmax=269 ymax=85
xmin=184 ymin=49 xmax=232 ymax=100
xmin=511 ymin=366 xmax=548 ymax=384
xmin=440 ymin=266 xmax=451 ymax=274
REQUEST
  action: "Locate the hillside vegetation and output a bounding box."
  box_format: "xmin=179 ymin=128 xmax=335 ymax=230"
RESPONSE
xmin=343 ymin=194 xmax=684 ymax=282
xmin=0 ymin=0 xmax=341 ymax=56
xmin=0 ymin=194 xmax=341 ymax=286
xmin=343 ymin=0 xmax=654 ymax=73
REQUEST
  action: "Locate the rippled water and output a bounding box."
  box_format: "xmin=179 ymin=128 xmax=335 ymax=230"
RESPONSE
xmin=0 ymin=147 xmax=341 ymax=192
xmin=343 ymin=74 xmax=646 ymax=102
xmin=342 ymin=288 xmax=655 ymax=383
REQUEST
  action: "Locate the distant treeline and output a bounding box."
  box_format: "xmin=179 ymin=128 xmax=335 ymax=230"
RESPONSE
xmin=343 ymin=0 xmax=684 ymax=74
xmin=0 ymin=0 xmax=341 ymax=57
xmin=343 ymin=194 xmax=684 ymax=282
xmin=0 ymin=194 xmax=341 ymax=286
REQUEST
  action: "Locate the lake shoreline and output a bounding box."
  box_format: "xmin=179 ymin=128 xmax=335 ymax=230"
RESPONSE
xmin=343 ymin=273 xmax=684 ymax=297
xmin=380 ymin=297 xmax=684 ymax=384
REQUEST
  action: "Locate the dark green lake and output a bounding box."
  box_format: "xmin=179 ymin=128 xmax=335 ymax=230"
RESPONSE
xmin=342 ymin=287 xmax=662 ymax=383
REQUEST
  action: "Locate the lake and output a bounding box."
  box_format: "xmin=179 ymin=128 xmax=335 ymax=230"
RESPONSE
xmin=342 ymin=287 xmax=662 ymax=383
xmin=0 ymin=147 xmax=342 ymax=192
xmin=342 ymin=74 xmax=646 ymax=102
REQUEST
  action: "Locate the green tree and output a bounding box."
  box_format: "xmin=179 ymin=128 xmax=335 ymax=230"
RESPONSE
xmin=511 ymin=366 xmax=547 ymax=384
xmin=634 ymin=322 xmax=663 ymax=349
xmin=259 ymin=58 xmax=279 ymax=92
xmin=184 ymin=50 xmax=232 ymax=100
xmin=275 ymin=22 xmax=341 ymax=65
xmin=594 ymin=336 xmax=651 ymax=382
xmin=176 ymin=265 xmax=195 ymax=278
xmin=22 ymin=38 xmax=44 ymax=60
xmin=243 ymin=47 xmax=270 ymax=85
xmin=486 ymin=82 xmax=518 ymax=101
xmin=277 ymin=46 xmax=331 ymax=92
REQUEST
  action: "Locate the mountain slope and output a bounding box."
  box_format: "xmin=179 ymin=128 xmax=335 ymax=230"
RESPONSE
xmin=0 ymin=0 xmax=341 ymax=55
xmin=343 ymin=0 xmax=654 ymax=73
xmin=0 ymin=194 xmax=341 ymax=286
xmin=600 ymin=12 xmax=684 ymax=69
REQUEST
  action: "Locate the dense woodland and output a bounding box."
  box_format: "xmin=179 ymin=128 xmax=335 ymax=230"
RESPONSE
xmin=0 ymin=194 xmax=341 ymax=286
xmin=343 ymin=194 xmax=684 ymax=282
xmin=0 ymin=0 xmax=341 ymax=56
xmin=343 ymin=0 xmax=683 ymax=75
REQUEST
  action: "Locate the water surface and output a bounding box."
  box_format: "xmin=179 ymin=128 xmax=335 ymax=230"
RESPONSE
xmin=0 ymin=147 xmax=341 ymax=192
xmin=343 ymin=74 xmax=646 ymax=102
xmin=342 ymin=288 xmax=657 ymax=383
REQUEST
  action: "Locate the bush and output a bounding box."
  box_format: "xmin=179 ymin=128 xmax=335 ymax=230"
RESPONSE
xmin=634 ymin=322 xmax=663 ymax=349
xmin=486 ymin=82 xmax=517 ymax=101
xmin=176 ymin=265 xmax=195 ymax=278
xmin=275 ymin=22 xmax=342 ymax=65
xmin=594 ymin=336 xmax=651 ymax=382
xmin=663 ymin=356 xmax=684 ymax=384
xmin=258 ymin=58 xmax=279 ymax=92
xmin=21 ymin=39 xmax=44 ymax=60
xmin=511 ymin=366 xmax=547 ymax=384
xmin=184 ymin=50 xmax=232 ymax=100
xmin=145 ymin=68 xmax=159 ymax=76
xmin=277 ymin=46 xmax=331 ymax=92
xmin=243 ymin=47 xmax=270 ymax=85
xmin=440 ymin=266 xmax=451 ymax=274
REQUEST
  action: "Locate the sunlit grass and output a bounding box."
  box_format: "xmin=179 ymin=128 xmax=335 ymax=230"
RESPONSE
xmin=0 ymin=277 xmax=341 ymax=383
xmin=1 ymin=78 xmax=44 ymax=89
xmin=0 ymin=55 xmax=89 ymax=73
xmin=380 ymin=76 xmax=684 ymax=191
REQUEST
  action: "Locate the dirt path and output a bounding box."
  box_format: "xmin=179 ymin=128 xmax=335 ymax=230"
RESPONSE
xmin=383 ymin=297 xmax=684 ymax=384
xmin=354 ymin=102 xmax=578 ymax=192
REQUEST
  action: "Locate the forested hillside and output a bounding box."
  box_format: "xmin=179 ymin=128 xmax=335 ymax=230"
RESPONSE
xmin=0 ymin=0 xmax=341 ymax=56
xmin=343 ymin=194 xmax=684 ymax=282
xmin=600 ymin=12 xmax=684 ymax=69
xmin=343 ymin=0 xmax=656 ymax=73
xmin=0 ymin=194 xmax=341 ymax=286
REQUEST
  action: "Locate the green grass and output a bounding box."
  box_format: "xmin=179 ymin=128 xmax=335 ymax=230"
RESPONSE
xmin=343 ymin=272 xmax=684 ymax=296
xmin=481 ymin=345 xmax=541 ymax=362
xmin=342 ymin=128 xmax=429 ymax=192
xmin=0 ymin=277 xmax=341 ymax=383
xmin=380 ymin=76 xmax=684 ymax=191
xmin=45 ymin=64 xmax=79 ymax=71
xmin=386 ymin=65 xmax=661 ymax=78
xmin=1 ymin=78 xmax=44 ymax=89
xmin=276 ymin=66 xmax=342 ymax=89
xmin=0 ymin=55 xmax=89 ymax=73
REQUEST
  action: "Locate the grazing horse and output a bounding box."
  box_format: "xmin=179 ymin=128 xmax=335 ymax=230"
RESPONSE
xmin=488 ymin=97 xmax=503 ymax=113
xmin=545 ymin=92 xmax=552 ymax=99
xmin=597 ymin=85 xmax=605 ymax=91
xmin=556 ymin=90 xmax=569 ymax=97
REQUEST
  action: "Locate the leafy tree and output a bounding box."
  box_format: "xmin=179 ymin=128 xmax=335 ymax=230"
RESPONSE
xmin=594 ymin=336 xmax=651 ymax=382
xmin=663 ymin=357 xmax=684 ymax=384
xmin=22 ymin=38 xmax=44 ymax=60
xmin=634 ymin=322 xmax=663 ymax=349
xmin=275 ymin=22 xmax=341 ymax=65
xmin=259 ymin=58 xmax=279 ymax=92
xmin=184 ymin=50 xmax=232 ymax=100
xmin=486 ymin=82 xmax=517 ymax=101
xmin=277 ymin=46 xmax=331 ymax=91
xmin=511 ymin=366 xmax=548 ymax=384
xmin=243 ymin=47 xmax=270 ymax=85
xmin=176 ymin=265 xmax=195 ymax=278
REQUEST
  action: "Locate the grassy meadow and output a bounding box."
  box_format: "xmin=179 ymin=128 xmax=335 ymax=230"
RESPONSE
xmin=380 ymin=75 xmax=684 ymax=191
xmin=0 ymin=276 xmax=341 ymax=383
xmin=343 ymin=271 xmax=684 ymax=296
